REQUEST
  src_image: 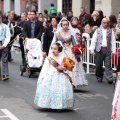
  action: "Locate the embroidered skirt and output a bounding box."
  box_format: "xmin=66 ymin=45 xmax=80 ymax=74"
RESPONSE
xmin=34 ymin=72 xmax=74 ymax=109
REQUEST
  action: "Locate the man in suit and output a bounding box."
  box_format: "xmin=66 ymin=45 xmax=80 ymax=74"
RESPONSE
xmin=3 ymin=12 xmax=18 ymax=62
xmin=0 ymin=13 xmax=11 ymax=80
xmin=22 ymin=10 xmax=43 ymax=41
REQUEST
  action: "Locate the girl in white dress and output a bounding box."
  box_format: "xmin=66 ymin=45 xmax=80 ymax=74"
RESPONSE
xmin=34 ymin=42 xmax=74 ymax=109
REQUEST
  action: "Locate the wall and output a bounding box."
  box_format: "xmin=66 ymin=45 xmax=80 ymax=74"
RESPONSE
xmin=38 ymin=0 xmax=57 ymax=13
xmin=72 ymin=0 xmax=82 ymax=17
xmin=57 ymin=0 xmax=62 ymax=12
xmin=111 ymin=0 xmax=120 ymax=17
xmin=0 ymin=0 xmax=3 ymax=12
xmin=82 ymin=0 xmax=90 ymax=14
xmin=95 ymin=0 xmax=112 ymax=17
xmin=4 ymin=0 xmax=11 ymax=13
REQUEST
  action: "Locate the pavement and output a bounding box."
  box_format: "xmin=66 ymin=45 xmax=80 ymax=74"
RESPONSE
xmin=0 ymin=51 xmax=114 ymax=120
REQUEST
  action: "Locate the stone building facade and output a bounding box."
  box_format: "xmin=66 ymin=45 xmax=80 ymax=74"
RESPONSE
xmin=0 ymin=0 xmax=57 ymax=15
xmin=0 ymin=0 xmax=120 ymax=17
xmin=57 ymin=0 xmax=120 ymax=17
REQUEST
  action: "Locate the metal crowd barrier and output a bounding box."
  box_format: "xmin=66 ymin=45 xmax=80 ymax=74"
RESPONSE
xmin=82 ymin=33 xmax=120 ymax=74
xmin=12 ymin=33 xmax=120 ymax=74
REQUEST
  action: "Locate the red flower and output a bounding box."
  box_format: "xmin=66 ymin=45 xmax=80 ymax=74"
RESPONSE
xmin=72 ymin=44 xmax=85 ymax=55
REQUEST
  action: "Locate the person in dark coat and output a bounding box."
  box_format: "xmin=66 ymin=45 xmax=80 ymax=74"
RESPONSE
xmin=79 ymin=7 xmax=87 ymax=25
xmin=42 ymin=17 xmax=58 ymax=57
xmin=22 ymin=10 xmax=43 ymax=41
xmin=67 ymin=11 xmax=73 ymax=21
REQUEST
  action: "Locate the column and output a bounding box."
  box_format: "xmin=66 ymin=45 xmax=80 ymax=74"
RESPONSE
xmin=4 ymin=0 xmax=11 ymax=13
xmin=72 ymin=0 xmax=83 ymax=17
xmin=0 ymin=0 xmax=2 ymax=11
xmin=57 ymin=0 xmax=62 ymax=13
xmin=14 ymin=0 xmax=20 ymax=15
xmin=111 ymin=0 xmax=120 ymax=17
xmin=82 ymin=0 xmax=90 ymax=13
xmin=38 ymin=0 xmax=41 ymax=12
xmin=95 ymin=0 xmax=112 ymax=17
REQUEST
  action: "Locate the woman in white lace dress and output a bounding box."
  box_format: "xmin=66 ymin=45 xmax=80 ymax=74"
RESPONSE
xmin=50 ymin=18 xmax=88 ymax=87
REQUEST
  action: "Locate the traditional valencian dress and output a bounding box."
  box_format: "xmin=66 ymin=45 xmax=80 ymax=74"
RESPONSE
xmin=50 ymin=18 xmax=88 ymax=87
xmin=34 ymin=46 xmax=74 ymax=109
xmin=111 ymin=72 xmax=120 ymax=120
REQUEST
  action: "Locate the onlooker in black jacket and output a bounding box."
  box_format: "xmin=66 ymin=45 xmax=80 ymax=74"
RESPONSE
xmin=67 ymin=11 xmax=73 ymax=21
xmin=22 ymin=10 xmax=43 ymax=41
xmin=43 ymin=17 xmax=58 ymax=57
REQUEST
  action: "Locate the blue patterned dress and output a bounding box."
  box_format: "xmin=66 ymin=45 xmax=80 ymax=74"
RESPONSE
xmin=34 ymin=56 xmax=74 ymax=109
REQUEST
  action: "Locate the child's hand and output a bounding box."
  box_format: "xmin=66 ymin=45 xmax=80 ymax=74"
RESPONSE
xmin=57 ymin=66 xmax=63 ymax=71
xmin=57 ymin=65 xmax=66 ymax=71
xmin=61 ymin=66 xmax=66 ymax=71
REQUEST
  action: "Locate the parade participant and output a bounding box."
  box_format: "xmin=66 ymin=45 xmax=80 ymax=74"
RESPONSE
xmin=43 ymin=17 xmax=58 ymax=57
xmin=3 ymin=12 xmax=18 ymax=62
xmin=34 ymin=42 xmax=74 ymax=110
xmin=111 ymin=70 xmax=120 ymax=119
xmin=50 ymin=17 xmax=88 ymax=87
xmin=90 ymin=18 xmax=116 ymax=84
xmin=0 ymin=14 xmax=11 ymax=80
xmin=22 ymin=10 xmax=43 ymax=41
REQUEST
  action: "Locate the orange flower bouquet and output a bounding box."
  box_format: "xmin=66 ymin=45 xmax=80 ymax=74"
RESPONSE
xmin=62 ymin=53 xmax=75 ymax=71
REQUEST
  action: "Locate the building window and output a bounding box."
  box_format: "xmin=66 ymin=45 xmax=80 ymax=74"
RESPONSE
xmin=62 ymin=0 xmax=72 ymax=14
